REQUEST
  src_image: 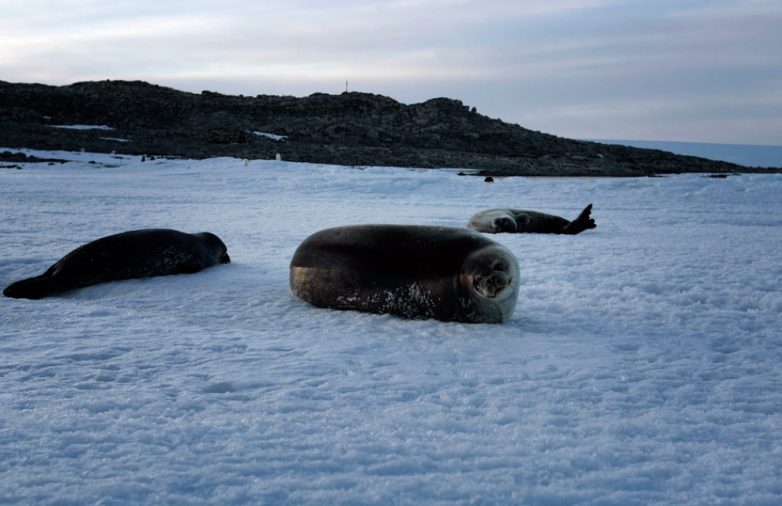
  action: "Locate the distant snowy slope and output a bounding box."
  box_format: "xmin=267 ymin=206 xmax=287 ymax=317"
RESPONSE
xmin=1 ymin=151 xmax=780 ymax=505
xmin=595 ymin=139 xmax=782 ymax=168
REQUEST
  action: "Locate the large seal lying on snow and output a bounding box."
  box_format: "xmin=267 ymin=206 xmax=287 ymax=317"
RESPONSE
xmin=3 ymin=229 xmax=230 ymax=299
xmin=290 ymin=225 xmax=519 ymax=323
xmin=468 ymin=204 xmax=596 ymax=234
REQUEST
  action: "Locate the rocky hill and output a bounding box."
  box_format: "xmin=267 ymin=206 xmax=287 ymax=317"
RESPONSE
xmin=1 ymin=80 xmax=775 ymax=176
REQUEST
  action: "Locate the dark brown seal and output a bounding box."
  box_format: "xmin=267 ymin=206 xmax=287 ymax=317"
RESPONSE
xmin=290 ymin=225 xmax=519 ymax=323
xmin=4 ymin=229 xmax=230 ymax=299
xmin=467 ymin=204 xmax=596 ymax=234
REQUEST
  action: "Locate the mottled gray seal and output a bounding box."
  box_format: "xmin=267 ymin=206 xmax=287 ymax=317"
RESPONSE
xmin=468 ymin=204 xmax=596 ymax=234
xmin=290 ymin=225 xmax=519 ymax=323
xmin=3 ymin=229 xmax=230 ymax=299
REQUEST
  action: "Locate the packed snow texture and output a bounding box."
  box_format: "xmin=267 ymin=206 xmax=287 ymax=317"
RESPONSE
xmin=1 ymin=150 xmax=780 ymax=505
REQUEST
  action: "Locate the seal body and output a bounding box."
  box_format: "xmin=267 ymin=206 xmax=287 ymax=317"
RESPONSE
xmin=290 ymin=225 xmax=519 ymax=323
xmin=4 ymin=229 xmax=230 ymax=299
xmin=468 ymin=204 xmax=596 ymax=234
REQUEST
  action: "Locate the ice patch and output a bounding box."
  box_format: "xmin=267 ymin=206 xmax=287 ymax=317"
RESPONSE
xmin=50 ymin=124 xmax=115 ymax=131
xmin=252 ymin=131 xmax=288 ymax=141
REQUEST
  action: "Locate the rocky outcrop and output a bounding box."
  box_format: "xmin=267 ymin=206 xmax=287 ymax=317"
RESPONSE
xmin=0 ymin=80 xmax=776 ymax=176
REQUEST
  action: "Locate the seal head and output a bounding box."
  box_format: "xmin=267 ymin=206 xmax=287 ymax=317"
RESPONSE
xmin=459 ymin=245 xmax=519 ymax=323
xmin=195 ymin=232 xmax=231 ymax=265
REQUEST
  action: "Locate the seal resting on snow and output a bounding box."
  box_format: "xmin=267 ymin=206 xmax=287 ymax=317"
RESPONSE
xmin=289 ymin=225 xmax=519 ymax=323
xmin=3 ymin=229 xmax=230 ymax=299
xmin=467 ymin=204 xmax=596 ymax=234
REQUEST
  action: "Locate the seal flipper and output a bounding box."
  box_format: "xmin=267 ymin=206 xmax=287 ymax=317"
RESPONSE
xmin=175 ymin=261 xmax=206 ymax=274
xmin=3 ymin=263 xmax=73 ymax=299
xmin=563 ymin=204 xmax=596 ymax=235
xmin=3 ymin=273 xmax=60 ymax=299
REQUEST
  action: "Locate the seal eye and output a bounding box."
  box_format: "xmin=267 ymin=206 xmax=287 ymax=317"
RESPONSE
xmin=495 ymin=262 xmax=505 ymax=271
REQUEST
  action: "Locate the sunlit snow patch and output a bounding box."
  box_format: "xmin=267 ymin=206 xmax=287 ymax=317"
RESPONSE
xmin=252 ymin=131 xmax=288 ymax=141
xmin=51 ymin=124 xmax=115 ymax=131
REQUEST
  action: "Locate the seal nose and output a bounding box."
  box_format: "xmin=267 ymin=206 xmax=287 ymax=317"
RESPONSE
xmin=221 ymin=251 xmax=231 ymax=264
xmin=473 ymin=271 xmax=512 ymax=299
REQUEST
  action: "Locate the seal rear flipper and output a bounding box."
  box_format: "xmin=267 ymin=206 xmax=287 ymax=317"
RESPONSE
xmin=3 ymin=275 xmax=61 ymax=299
xmin=174 ymin=257 xmax=213 ymax=274
xmin=563 ymin=204 xmax=596 ymax=235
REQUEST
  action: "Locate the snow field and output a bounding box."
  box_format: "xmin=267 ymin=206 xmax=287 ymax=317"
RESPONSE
xmin=1 ymin=151 xmax=780 ymax=504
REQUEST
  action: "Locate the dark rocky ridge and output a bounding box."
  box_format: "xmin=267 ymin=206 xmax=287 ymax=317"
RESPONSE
xmin=1 ymin=80 xmax=777 ymax=176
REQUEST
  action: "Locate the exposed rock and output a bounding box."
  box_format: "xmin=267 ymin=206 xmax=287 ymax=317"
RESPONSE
xmin=0 ymin=79 xmax=778 ymax=176
xmin=0 ymin=150 xmax=67 ymax=164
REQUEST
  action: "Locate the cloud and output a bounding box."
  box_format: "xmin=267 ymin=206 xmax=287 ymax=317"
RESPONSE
xmin=0 ymin=0 xmax=780 ymax=144
xmin=0 ymin=0 xmax=625 ymax=80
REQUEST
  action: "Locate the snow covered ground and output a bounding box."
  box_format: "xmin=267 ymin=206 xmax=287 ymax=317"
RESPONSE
xmin=1 ymin=150 xmax=780 ymax=505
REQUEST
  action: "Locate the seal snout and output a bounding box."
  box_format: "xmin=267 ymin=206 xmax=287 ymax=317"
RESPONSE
xmin=472 ymin=271 xmax=513 ymax=299
xmin=220 ymin=251 xmax=231 ymax=264
xmin=492 ymin=216 xmax=517 ymax=233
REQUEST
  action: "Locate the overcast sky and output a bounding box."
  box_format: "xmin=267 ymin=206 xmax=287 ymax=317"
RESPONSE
xmin=2 ymin=0 xmax=780 ymax=144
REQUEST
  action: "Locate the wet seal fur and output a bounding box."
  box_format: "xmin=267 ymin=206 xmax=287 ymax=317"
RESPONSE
xmin=290 ymin=225 xmax=519 ymax=323
xmin=468 ymin=204 xmax=596 ymax=234
xmin=4 ymin=229 xmax=230 ymax=299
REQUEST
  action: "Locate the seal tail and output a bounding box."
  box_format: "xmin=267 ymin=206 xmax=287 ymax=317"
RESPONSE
xmin=3 ymin=274 xmax=59 ymax=299
xmin=563 ymin=204 xmax=596 ymax=235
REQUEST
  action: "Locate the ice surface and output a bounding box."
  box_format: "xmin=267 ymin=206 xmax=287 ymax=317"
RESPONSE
xmin=1 ymin=150 xmax=780 ymax=504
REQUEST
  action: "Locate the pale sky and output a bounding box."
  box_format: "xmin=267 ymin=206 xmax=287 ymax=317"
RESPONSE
xmin=2 ymin=0 xmax=780 ymax=144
